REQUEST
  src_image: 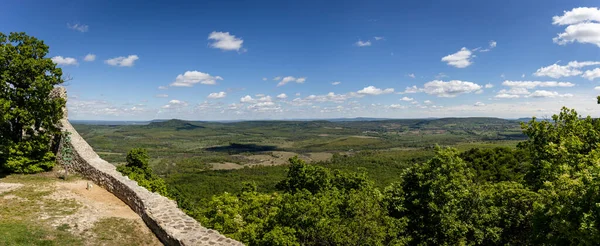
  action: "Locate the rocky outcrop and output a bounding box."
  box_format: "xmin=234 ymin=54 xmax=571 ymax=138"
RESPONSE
xmin=53 ymin=87 xmax=242 ymax=246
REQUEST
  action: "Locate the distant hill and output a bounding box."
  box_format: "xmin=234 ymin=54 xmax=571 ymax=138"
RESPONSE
xmin=145 ymin=119 xmax=205 ymax=130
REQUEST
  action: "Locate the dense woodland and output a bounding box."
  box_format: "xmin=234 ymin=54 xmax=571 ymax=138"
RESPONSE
xmin=113 ymin=107 xmax=600 ymax=245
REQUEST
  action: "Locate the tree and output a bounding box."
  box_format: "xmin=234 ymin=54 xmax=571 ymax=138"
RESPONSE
xmin=117 ymin=148 xmax=168 ymax=196
xmin=0 ymin=32 xmax=65 ymax=173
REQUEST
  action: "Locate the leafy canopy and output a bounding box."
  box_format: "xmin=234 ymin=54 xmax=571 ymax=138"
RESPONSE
xmin=0 ymin=32 xmax=65 ymax=173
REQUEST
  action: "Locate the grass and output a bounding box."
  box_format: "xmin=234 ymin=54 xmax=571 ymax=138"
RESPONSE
xmin=0 ymin=221 xmax=83 ymax=246
xmin=91 ymin=217 xmax=159 ymax=246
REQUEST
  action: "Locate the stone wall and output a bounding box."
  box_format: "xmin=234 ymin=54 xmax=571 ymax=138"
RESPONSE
xmin=54 ymin=87 xmax=242 ymax=246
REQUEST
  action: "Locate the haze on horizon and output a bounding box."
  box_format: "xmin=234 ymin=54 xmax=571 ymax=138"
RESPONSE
xmin=3 ymin=0 xmax=600 ymax=120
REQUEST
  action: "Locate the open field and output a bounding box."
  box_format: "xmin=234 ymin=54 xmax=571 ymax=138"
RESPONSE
xmin=74 ymin=117 xmax=525 ymax=204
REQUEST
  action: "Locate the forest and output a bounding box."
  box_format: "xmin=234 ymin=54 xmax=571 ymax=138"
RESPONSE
xmin=98 ymin=107 xmax=600 ymax=245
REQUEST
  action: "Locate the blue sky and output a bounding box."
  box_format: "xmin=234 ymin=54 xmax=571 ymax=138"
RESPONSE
xmin=3 ymin=0 xmax=600 ymax=120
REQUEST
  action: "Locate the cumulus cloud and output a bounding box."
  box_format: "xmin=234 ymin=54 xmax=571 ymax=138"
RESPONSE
xmin=499 ymin=88 xmax=531 ymax=95
xmin=441 ymin=47 xmax=473 ymax=68
xmin=402 ymin=85 xmax=420 ymax=94
xmin=422 ymin=80 xmax=482 ymax=97
xmin=355 ymin=40 xmax=372 ymax=47
xmin=208 ymin=91 xmax=227 ymax=99
xmin=408 ymin=73 xmax=416 ymax=78
xmin=485 ymin=83 xmax=494 ymax=88
xmin=51 ymin=56 xmax=78 ymax=66
xmin=277 ymin=93 xmax=288 ymax=99
xmin=83 ymin=54 xmax=96 ymax=62
xmin=332 ymin=81 xmax=341 ymax=85
xmin=400 ymin=97 xmax=414 ymax=101
xmin=162 ymin=100 xmax=188 ymax=109
xmin=552 ymin=7 xmax=600 ymax=47
xmin=583 ymin=68 xmax=600 ymax=80
xmin=527 ymin=90 xmax=573 ymax=98
xmin=357 ymin=86 xmax=395 ymax=95
xmin=240 ymin=95 xmax=254 ymax=103
xmin=534 ymin=63 xmax=584 ymax=78
xmin=474 ymin=102 xmax=485 ymax=107
xmin=105 ymin=55 xmax=139 ymax=67
xmin=489 ymin=40 xmax=497 ymax=48
xmin=67 ymin=23 xmax=88 ymax=32
xmin=424 ymin=100 xmax=433 ymax=104
xmin=208 ymin=31 xmax=244 ymax=51
xmin=387 ymin=104 xmax=406 ymax=109
xmin=170 ymin=71 xmax=223 ymax=87
xmin=501 ymin=80 xmax=575 ymax=89
xmin=595 ymin=86 xmax=600 ymax=90
xmin=494 ymin=93 xmax=521 ymax=99
xmin=277 ymin=76 xmax=306 ymax=87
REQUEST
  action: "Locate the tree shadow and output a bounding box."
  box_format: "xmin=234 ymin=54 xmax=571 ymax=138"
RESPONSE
xmin=205 ymin=143 xmax=279 ymax=154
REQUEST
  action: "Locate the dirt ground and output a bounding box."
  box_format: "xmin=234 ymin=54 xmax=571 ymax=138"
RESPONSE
xmin=0 ymin=173 xmax=163 ymax=246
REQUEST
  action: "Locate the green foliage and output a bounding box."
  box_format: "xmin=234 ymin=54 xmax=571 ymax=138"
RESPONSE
xmin=117 ymin=148 xmax=168 ymax=196
xmin=0 ymin=32 xmax=65 ymax=173
xmin=518 ymin=107 xmax=600 ymax=244
xmin=199 ymin=157 xmax=406 ymax=245
xmin=459 ymin=147 xmax=530 ymax=182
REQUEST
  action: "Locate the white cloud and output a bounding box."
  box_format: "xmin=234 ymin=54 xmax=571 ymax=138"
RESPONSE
xmin=67 ymin=23 xmax=88 ymax=32
xmin=105 ymin=55 xmax=139 ymax=67
xmin=277 ymin=76 xmax=306 ymax=87
xmin=528 ymin=90 xmax=574 ymax=98
xmin=474 ymin=102 xmax=485 ymax=107
xmin=374 ymin=36 xmax=385 ymax=41
xmin=501 ymin=80 xmax=575 ymax=89
xmin=422 ymin=80 xmax=482 ymax=97
xmin=51 ymin=56 xmax=78 ymax=66
xmin=332 ymin=81 xmax=341 ymax=85
xmin=83 ymin=54 xmax=96 ymax=62
xmin=499 ymin=88 xmax=530 ymax=95
xmin=485 ymin=83 xmax=494 ymax=88
xmin=402 ymin=85 xmax=420 ymax=94
xmin=441 ymin=47 xmax=473 ymax=68
xmin=552 ymin=8 xmax=600 ymax=47
xmin=583 ymin=68 xmax=600 ymax=80
xmin=534 ymin=63 xmax=582 ymax=78
xmin=595 ymin=86 xmax=600 ymax=90
xmin=424 ymin=100 xmax=433 ymax=104
xmin=408 ymin=73 xmax=416 ymax=78
xmin=158 ymin=86 xmax=168 ymax=90
xmin=273 ymin=76 xmax=281 ymax=81
xmin=387 ymin=104 xmax=406 ymax=109
xmin=400 ymin=97 xmax=414 ymax=101
xmin=355 ymin=40 xmax=372 ymax=47
xmin=208 ymin=92 xmax=227 ymax=99
xmin=240 ymin=95 xmax=254 ymax=103
xmin=522 ymin=74 xmax=526 ymax=78
xmin=155 ymin=94 xmax=168 ymax=98
xmin=162 ymin=99 xmax=188 ymax=109
xmin=567 ymin=61 xmax=600 ymax=67
xmin=295 ymin=93 xmax=301 ymax=96
xmin=357 ymin=86 xmax=395 ymax=95
xmin=262 ymin=77 xmax=267 ymax=81
xmin=489 ymin=40 xmax=497 ymax=48
xmin=552 ymin=7 xmax=600 ymax=25
xmin=277 ymin=93 xmax=288 ymax=99
xmin=170 ymin=71 xmax=223 ymax=87
xmin=495 ymin=93 xmax=521 ymax=99
xmin=208 ymin=31 xmax=244 ymax=51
